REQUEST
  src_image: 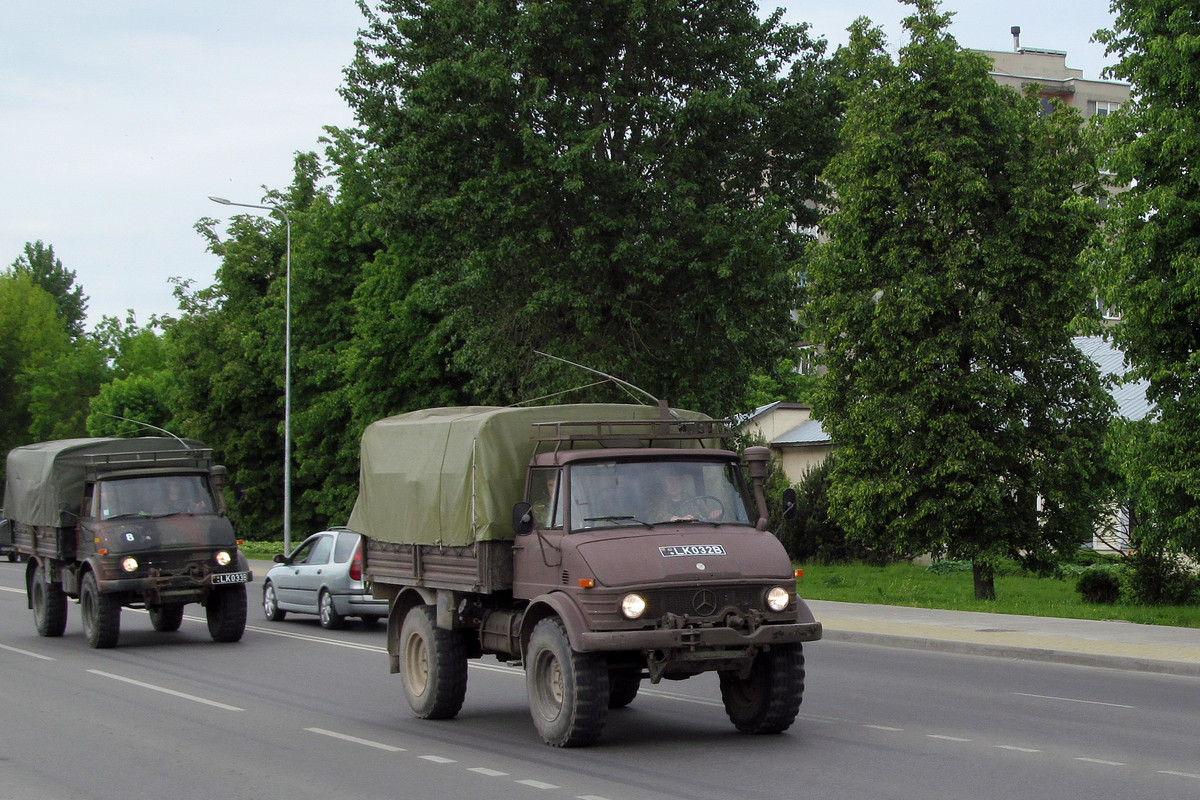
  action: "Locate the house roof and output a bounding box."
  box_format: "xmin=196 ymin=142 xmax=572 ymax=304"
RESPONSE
xmin=772 ymin=418 xmax=830 ymax=447
xmin=1072 ymin=335 xmax=1153 ymax=421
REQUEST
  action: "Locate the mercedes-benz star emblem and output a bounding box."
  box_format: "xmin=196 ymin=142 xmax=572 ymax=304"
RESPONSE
xmin=693 ymin=589 xmax=717 ymax=616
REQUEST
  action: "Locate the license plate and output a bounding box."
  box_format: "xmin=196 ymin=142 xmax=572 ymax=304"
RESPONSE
xmin=212 ymin=571 xmax=248 ymax=585
xmin=659 ymin=544 xmax=726 ymax=557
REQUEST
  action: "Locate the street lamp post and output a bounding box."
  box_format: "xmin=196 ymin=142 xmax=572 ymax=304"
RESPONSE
xmin=208 ymin=195 xmax=293 ymax=553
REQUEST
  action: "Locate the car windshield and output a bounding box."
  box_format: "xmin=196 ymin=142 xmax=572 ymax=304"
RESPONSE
xmin=567 ymin=459 xmax=755 ymax=531
xmin=97 ymin=475 xmax=215 ymax=520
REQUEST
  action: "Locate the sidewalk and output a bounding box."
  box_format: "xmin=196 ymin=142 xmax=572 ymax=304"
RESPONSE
xmin=809 ymin=599 xmax=1200 ymax=677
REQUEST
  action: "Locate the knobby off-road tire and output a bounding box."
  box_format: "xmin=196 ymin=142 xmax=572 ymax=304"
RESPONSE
xmin=206 ymin=584 xmax=248 ymax=643
xmin=80 ymin=571 xmax=121 ymax=649
xmin=607 ymin=668 xmax=642 ymax=709
xmin=148 ymin=604 xmax=185 ymax=632
xmin=719 ymin=642 xmax=805 ymax=734
xmin=399 ymin=605 xmax=468 ymax=719
xmin=526 ymin=617 xmax=610 ymax=747
xmin=31 ymin=561 xmax=67 ymax=638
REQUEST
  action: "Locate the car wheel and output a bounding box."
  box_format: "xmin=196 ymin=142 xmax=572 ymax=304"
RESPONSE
xmin=319 ymin=589 xmax=345 ymax=630
xmin=262 ymin=581 xmax=286 ymax=621
xmin=719 ymin=643 xmax=805 ymax=734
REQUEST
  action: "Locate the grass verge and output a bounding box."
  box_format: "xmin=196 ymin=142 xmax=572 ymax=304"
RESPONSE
xmin=796 ymin=561 xmax=1200 ymax=628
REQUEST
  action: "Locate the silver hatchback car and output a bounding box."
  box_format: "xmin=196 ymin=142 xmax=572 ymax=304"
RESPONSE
xmin=262 ymin=528 xmax=387 ymax=629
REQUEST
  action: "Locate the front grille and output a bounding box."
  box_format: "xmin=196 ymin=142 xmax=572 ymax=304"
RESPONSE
xmin=647 ymin=585 xmax=765 ymax=620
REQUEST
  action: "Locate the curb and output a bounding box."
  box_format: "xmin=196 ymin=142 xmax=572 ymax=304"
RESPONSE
xmin=822 ymin=628 xmax=1200 ymax=678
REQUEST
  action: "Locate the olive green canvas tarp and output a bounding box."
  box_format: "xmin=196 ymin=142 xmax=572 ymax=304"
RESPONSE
xmin=348 ymin=405 xmax=708 ymax=546
xmin=4 ymin=437 xmax=209 ymax=528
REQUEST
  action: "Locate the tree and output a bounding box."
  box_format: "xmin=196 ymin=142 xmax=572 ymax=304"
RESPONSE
xmin=806 ymin=1 xmax=1111 ymax=599
xmin=343 ymin=0 xmax=840 ymax=417
xmin=0 ymin=274 xmax=72 ymax=484
xmin=1093 ymin=2 xmax=1200 ymax=560
xmin=86 ymin=314 xmax=177 ymax=437
xmin=8 ymin=241 xmax=88 ymax=339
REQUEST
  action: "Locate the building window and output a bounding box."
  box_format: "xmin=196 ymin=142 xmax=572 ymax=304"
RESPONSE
xmin=1089 ymin=100 xmax=1121 ymax=118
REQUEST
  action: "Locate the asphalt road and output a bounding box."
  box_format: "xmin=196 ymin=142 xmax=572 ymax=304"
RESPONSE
xmin=2 ymin=562 xmax=1198 ymax=800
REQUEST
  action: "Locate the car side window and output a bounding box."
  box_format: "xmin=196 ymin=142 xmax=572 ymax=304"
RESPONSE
xmin=309 ymin=535 xmax=333 ymax=565
xmin=290 ymin=539 xmax=315 ymax=564
xmin=332 ymin=532 xmax=357 ymax=563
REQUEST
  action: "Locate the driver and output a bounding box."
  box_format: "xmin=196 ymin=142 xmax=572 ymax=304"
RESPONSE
xmin=646 ymin=465 xmax=721 ymax=522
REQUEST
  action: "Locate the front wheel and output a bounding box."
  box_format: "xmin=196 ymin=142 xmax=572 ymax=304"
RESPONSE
xmin=398 ymin=605 xmax=468 ymax=719
xmin=206 ymin=584 xmax=247 ymax=643
xmin=262 ymin=581 xmax=286 ymax=621
xmin=80 ymin=571 xmax=121 ymax=648
xmin=525 ymin=617 xmax=609 ymax=747
xmin=719 ymin=643 xmax=805 ymax=734
xmin=30 ymin=562 xmax=67 ymax=637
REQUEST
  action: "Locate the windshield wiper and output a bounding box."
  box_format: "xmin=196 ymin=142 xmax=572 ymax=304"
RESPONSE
xmin=583 ymin=515 xmax=652 ymax=529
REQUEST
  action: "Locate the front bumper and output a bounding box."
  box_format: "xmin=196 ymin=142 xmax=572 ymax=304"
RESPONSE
xmin=578 ymin=620 xmax=822 ymax=652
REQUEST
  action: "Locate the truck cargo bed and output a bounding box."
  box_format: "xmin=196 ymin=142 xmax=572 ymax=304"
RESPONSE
xmin=365 ymin=538 xmax=513 ymax=594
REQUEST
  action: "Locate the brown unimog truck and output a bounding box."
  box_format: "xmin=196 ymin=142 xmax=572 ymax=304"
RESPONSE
xmin=1 ymin=437 xmax=250 ymax=648
xmin=351 ymin=404 xmax=822 ymax=747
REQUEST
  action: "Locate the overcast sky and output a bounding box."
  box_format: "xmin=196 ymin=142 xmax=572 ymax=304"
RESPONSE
xmin=1 ymin=1 xmax=1120 ymax=329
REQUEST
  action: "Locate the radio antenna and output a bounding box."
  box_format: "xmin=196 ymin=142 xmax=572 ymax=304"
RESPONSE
xmin=99 ymin=414 xmax=189 ymax=447
xmin=534 ymin=351 xmax=682 ymax=420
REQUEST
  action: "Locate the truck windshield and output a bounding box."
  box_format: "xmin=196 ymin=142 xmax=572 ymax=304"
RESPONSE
xmin=568 ymin=460 xmax=755 ymax=531
xmin=96 ymin=475 xmax=215 ymax=520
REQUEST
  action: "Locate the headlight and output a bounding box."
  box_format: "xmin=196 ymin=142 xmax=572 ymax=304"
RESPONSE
xmin=121 ymin=557 xmax=139 ymax=573
xmin=620 ymin=593 xmax=647 ymax=619
xmin=215 ymin=551 xmax=232 ymax=566
xmin=766 ymin=586 xmax=791 ymax=612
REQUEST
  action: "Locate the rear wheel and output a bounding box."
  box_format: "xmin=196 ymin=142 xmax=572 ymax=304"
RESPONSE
xmin=148 ymin=604 xmax=185 ymax=632
xmin=80 ymin=571 xmax=121 ymax=649
xmin=526 ymin=617 xmax=609 ymax=747
xmin=206 ymin=584 xmax=247 ymax=643
xmin=399 ymin=605 xmax=468 ymax=719
xmin=607 ymin=668 xmax=642 ymax=709
xmin=719 ymin=643 xmax=805 ymax=734
xmin=30 ymin=562 xmax=67 ymax=637
xmin=262 ymin=581 xmax=286 ymax=621
xmin=319 ymin=589 xmax=345 ymax=630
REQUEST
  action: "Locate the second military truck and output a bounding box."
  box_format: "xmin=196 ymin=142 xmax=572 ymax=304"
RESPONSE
xmin=351 ymin=404 xmax=822 ymax=746
xmin=2 ymin=436 xmax=250 ymax=648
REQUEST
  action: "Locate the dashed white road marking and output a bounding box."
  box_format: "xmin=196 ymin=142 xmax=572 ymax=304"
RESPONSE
xmin=88 ymin=669 xmax=244 ymax=710
xmin=1159 ymin=770 xmax=1200 ymax=780
xmin=864 ymin=724 xmax=904 ymax=731
xmin=995 ymin=745 xmax=1042 ymax=753
xmin=517 ymin=779 xmax=560 ymax=789
xmin=420 ymin=755 xmax=457 ymax=764
xmin=1075 ymin=757 xmax=1126 ymax=766
xmin=0 ymin=642 xmax=56 ymax=660
xmin=305 ymin=727 xmax=405 ymax=752
xmin=927 ymin=734 xmax=972 ymax=742
xmin=468 ymin=767 xmax=509 ymax=777
xmin=1014 ymin=692 xmax=1136 ymax=709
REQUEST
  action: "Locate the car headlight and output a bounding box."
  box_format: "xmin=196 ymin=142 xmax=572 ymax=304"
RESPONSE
xmin=766 ymin=586 xmax=791 ymax=612
xmin=121 ymin=557 xmax=139 ymax=573
xmin=215 ymin=550 xmax=232 ymax=567
xmin=620 ymin=593 xmax=647 ymax=619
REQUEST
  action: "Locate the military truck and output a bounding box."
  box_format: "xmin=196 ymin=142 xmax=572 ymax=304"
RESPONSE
xmin=351 ymin=404 xmax=821 ymax=747
xmin=2 ymin=437 xmax=250 ymax=648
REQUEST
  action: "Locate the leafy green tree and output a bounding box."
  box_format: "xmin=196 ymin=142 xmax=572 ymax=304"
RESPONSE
xmin=343 ymin=0 xmax=840 ymax=417
xmin=1093 ymin=2 xmax=1200 ymax=559
xmin=0 ymin=274 xmax=72 ymax=484
xmin=86 ymin=314 xmax=177 ymax=437
xmin=8 ymin=241 xmax=88 ymax=339
xmin=806 ymin=2 xmax=1111 ymax=599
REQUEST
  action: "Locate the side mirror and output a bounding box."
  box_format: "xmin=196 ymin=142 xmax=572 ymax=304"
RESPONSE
xmin=273 ymin=552 xmax=288 ymax=564
xmin=512 ymin=502 xmax=534 ymax=536
xmin=782 ymin=487 xmax=798 ymax=521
